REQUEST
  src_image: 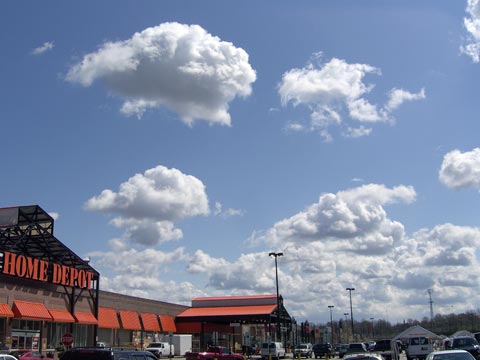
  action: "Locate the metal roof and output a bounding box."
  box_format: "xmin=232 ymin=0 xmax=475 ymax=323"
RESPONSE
xmin=0 ymin=205 xmax=99 ymax=276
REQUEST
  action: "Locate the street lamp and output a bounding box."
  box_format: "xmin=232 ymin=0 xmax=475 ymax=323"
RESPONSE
xmin=343 ymin=313 xmax=349 ymax=343
xmin=269 ymin=252 xmax=283 ymax=343
xmin=328 ymin=305 xmax=334 ymax=344
xmin=370 ymin=318 xmax=375 ymax=339
xmin=346 ymin=288 xmax=355 ymax=339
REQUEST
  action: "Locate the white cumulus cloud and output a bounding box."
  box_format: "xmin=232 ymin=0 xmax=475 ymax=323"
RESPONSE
xmin=262 ymin=184 xmax=416 ymax=255
xmin=85 ymin=165 xmax=209 ymax=246
xmin=66 ymin=22 xmax=256 ymax=125
xmin=462 ymin=0 xmax=480 ymax=63
xmin=278 ymin=53 xmax=425 ymax=140
xmin=439 ymin=148 xmax=480 ymax=189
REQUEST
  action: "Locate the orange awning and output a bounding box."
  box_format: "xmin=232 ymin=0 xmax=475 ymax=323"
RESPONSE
xmin=0 ymin=303 xmax=14 ymax=318
xmin=98 ymin=307 xmax=120 ymax=329
xmin=159 ymin=315 xmax=177 ymax=333
xmin=48 ymin=309 xmax=75 ymax=323
xmin=177 ymin=304 xmax=276 ymax=317
xmin=74 ymin=311 xmax=98 ymax=325
xmin=141 ymin=312 xmax=160 ymax=332
xmin=119 ymin=310 xmax=141 ymax=330
xmin=12 ymin=300 xmax=52 ymax=320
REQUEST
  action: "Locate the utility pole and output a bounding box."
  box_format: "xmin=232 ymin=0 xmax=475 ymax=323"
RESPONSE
xmin=428 ymin=289 xmax=434 ymax=329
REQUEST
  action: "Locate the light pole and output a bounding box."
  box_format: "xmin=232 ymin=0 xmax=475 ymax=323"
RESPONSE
xmin=343 ymin=313 xmax=349 ymax=343
xmin=346 ymin=288 xmax=355 ymax=340
xmin=370 ymin=318 xmax=375 ymax=339
xmin=328 ymin=305 xmax=334 ymax=344
xmin=269 ymin=252 xmax=283 ymax=343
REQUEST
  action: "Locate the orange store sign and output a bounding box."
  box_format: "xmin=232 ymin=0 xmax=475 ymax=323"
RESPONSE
xmin=1 ymin=251 xmax=94 ymax=289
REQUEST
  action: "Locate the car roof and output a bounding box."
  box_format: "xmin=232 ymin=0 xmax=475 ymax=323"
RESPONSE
xmin=431 ymin=350 xmax=470 ymax=355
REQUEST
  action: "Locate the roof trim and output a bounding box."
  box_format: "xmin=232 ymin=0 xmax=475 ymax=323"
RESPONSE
xmin=177 ymin=304 xmax=276 ymax=318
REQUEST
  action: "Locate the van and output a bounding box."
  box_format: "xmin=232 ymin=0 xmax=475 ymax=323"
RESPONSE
xmin=261 ymin=342 xmax=286 ymax=359
xmin=406 ymin=337 xmax=433 ymax=360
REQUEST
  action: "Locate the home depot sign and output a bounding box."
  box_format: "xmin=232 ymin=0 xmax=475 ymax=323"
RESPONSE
xmin=1 ymin=251 xmax=95 ymax=289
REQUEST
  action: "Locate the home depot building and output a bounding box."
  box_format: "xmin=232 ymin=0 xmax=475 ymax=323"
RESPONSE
xmin=0 ymin=205 xmax=292 ymax=354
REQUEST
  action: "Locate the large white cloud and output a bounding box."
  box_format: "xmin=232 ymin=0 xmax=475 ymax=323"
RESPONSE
xmin=462 ymin=0 xmax=480 ymax=63
xmin=86 ymin=181 xmax=480 ymax=323
xmin=278 ymin=54 xmax=425 ymax=140
xmin=85 ymin=165 xmax=209 ymax=245
xmin=439 ymin=148 xmax=480 ymax=190
xmin=66 ymin=22 xmax=256 ymax=125
xmin=262 ymin=184 xmax=416 ymax=255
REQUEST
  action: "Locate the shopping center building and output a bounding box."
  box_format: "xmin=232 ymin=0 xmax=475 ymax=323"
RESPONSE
xmin=0 ymin=205 xmax=293 ymax=355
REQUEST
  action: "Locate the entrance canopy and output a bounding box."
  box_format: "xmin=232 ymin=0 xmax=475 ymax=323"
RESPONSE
xmin=393 ymin=325 xmax=442 ymax=341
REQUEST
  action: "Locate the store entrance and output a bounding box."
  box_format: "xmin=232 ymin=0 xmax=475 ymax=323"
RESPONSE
xmin=11 ymin=330 xmax=40 ymax=350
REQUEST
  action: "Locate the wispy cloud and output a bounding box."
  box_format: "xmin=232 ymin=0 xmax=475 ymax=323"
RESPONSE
xmin=32 ymin=41 xmax=54 ymax=55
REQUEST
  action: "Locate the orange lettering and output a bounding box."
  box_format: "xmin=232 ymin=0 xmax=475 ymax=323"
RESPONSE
xmin=85 ymin=271 xmax=94 ymax=290
xmin=69 ymin=268 xmax=78 ymax=287
xmin=39 ymin=260 xmax=48 ymax=281
xmin=15 ymin=255 xmax=27 ymax=277
xmin=2 ymin=251 xmax=16 ymax=275
xmin=61 ymin=265 xmax=69 ymax=286
xmin=26 ymin=257 xmax=39 ymax=280
xmin=52 ymin=263 xmax=62 ymax=284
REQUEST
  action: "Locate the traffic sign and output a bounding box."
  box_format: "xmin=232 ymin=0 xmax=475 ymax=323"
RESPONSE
xmin=62 ymin=333 xmax=74 ymax=346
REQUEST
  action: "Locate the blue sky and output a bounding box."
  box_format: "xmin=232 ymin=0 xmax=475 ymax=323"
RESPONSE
xmin=2 ymin=0 xmax=480 ymax=325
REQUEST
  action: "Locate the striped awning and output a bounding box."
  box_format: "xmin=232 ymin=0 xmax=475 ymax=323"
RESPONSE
xmin=48 ymin=309 xmax=75 ymax=323
xmin=141 ymin=312 xmax=160 ymax=332
xmin=159 ymin=315 xmax=177 ymax=333
xmin=0 ymin=303 xmax=14 ymax=318
xmin=119 ymin=310 xmax=141 ymax=330
xmin=74 ymin=311 xmax=97 ymax=325
xmin=98 ymin=307 xmax=120 ymax=329
xmin=12 ymin=300 xmax=52 ymax=321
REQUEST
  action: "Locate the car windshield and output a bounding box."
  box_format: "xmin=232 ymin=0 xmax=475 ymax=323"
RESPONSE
xmin=453 ymin=338 xmax=476 ymax=346
xmin=299 ymin=345 xmax=308 ymax=349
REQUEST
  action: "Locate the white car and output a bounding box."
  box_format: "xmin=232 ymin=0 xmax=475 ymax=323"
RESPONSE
xmin=426 ymin=350 xmax=476 ymax=360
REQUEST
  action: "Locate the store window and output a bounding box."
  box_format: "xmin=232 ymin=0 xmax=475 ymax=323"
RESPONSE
xmin=11 ymin=320 xmax=41 ymax=350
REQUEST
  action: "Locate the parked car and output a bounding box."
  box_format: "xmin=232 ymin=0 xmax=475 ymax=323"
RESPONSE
xmin=294 ymin=344 xmax=312 ymax=358
xmin=449 ymin=337 xmax=480 ymax=359
xmin=346 ymin=343 xmax=368 ymax=355
xmin=60 ymin=348 xmax=158 ymax=360
xmin=312 ymin=344 xmax=333 ymax=359
xmin=343 ymin=353 xmax=384 ymax=360
xmin=426 ymin=350 xmax=476 ymax=360
xmin=339 ymin=344 xmax=349 ymax=358
xmin=186 ymin=346 xmax=243 ymax=360
xmin=406 ymin=336 xmax=433 ymax=360
xmin=0 ymin=356 xmax=21 ymax=360
xmin=19 ymin=352 xmax=53 ymax=360
xmin=373 ymin=339 xmax=394 ymax=360
xmin=260 ymin=342 xmax=286 ymax=360
xmin=145 ymin=342 xmax=175 ymax=358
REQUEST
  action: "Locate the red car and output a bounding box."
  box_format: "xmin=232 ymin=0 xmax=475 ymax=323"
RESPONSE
xmin=19 ymin=351 xmax=54 ymax=360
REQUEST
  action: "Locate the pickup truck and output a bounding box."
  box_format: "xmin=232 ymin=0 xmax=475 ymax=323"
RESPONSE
xmin=145 ymin=342 xmax=174 ymax=358
xmin=186 ymin=346 xmax=244 ymax=360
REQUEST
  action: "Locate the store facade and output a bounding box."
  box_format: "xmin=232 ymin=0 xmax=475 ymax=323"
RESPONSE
xmin=0 ymin=205 xmax=294 ymax=356
xmin=0 ymin=205 xmax=187 ymax=354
